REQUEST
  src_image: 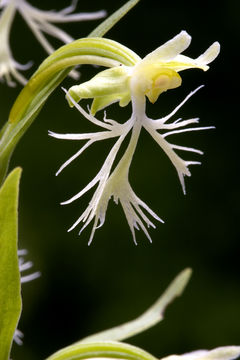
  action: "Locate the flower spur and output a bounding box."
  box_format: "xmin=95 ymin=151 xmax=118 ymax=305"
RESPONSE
xmin=49 ymin=31 xmax=220 ymax=244
xmin=0 ymin=0 xmax=106 ymax=86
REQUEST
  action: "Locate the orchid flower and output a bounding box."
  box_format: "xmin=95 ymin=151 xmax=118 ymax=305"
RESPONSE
xmin=0 ymin=0 xmax=106 ymax=86
xmin=50 ymin=31 xmax=220 ymax=244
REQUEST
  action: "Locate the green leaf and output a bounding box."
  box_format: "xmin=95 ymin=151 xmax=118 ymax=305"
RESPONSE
xmin=79 ymin=268 xmax=192 ymax=343
xmin=46 ymin=269 xmax=191 ymax=360
xmin=0 ymin=167 xmax=22 ymax=360
xmin=46 ymin=340 xmax=158 ymax=360
xmin=89 ymin=0 xmax=141 ymax=37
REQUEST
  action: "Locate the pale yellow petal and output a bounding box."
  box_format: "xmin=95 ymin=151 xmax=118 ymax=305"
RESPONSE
xmin=196 ymin=41 xmax=220 ymax=66
xmin=142 ymin=30 xmax=191 ymax=63
xmin=91 ymin=92 xmax=130 ymax=114
xmin=66 ymin=66 xmax=130 ymax=107
xmin=165 ymin=55 xmax=210 ymax=71
xmin=161 ymin=41 xmax=220 ymax=72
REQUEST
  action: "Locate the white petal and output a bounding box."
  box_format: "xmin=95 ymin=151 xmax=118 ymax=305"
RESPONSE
xmin=171 ymin=144 xmax=203 ymax=155
xmin=162 ymin=347 xmax=240 ymax=360
xmin=20 ymin=11 xmax=55 ymax=54
xmin=201 ymin=347 xmax=240 ymax=360
xmin=38 ymin=21 xmax=74 ymax=44
xmin=196 ymin=42 xmax=220 ymax=66
xmin=172 ymin=42 xmax=220 ymax=72
xmin=143 ymin=30 xmax=191 ymax=63
xmin=48 ymin=130 xmax=111 ymax=140
xmin=63 ymin=88 xmax=113 ymax=130
xmin=160 ymin=118 xmax=200 ymax=130
xmin=19 ymin=260 xmax=33 ymax=271
xmin=162 ymin=126 xmax=215 ymax=138
xmin=20 ymin=272 xmax=41 ymax=283
xmin=17 ymin=249 xmax=28 ymax=256
xmin=154 ymin=86 xmax=204 ymax=127
xmin=56 ymin=140 xmax=93 ymax=176
xmin=13 ymin=329 xmax=24 ymax=346
xmin=59 ymin=0 xmax=79 ymax=15
xmin=62 ymin=133 xmax=126 ymax=205
xmin=13 ymin=59 xmax=33 ymax=70
xmin=61 ymin=172 xmax=100 ymax=205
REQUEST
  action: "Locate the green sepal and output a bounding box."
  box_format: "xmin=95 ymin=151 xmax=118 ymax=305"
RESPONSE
xmin=67 ymin=66 xmax=131 ymax=114
xmin=91 ymin=92 xmax=131 ymax=115
xmin=0 ymin=167 xmax=22 ymax=360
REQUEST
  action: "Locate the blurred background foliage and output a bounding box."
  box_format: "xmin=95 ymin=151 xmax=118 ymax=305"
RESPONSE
xmin=0 ymin=0 xmax=239 ymax=359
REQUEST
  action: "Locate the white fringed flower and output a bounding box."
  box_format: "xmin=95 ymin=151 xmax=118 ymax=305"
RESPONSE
xmin=13 ymin=329 xmax=24 ymax=346
xmin=0 ymin=2 xmax=31 ymax=86
xmin=0 ymin=0 xmax=106 ymax=85
xmin=18 ymin=249 xmax=40 ymax=284
xmin=50 ymin=31 xmax=220 ymax=244
xmin=13 ymin=249 xmax=40 ymax=345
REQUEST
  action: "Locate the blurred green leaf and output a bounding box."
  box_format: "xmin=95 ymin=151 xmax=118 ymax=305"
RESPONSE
xmin=46 ymin=269 xmax=191 ymax=360
xmin=0 ymin=167 xmax=22 ymax=360
xmin=79 ymin=268 xmax=192 ymax=343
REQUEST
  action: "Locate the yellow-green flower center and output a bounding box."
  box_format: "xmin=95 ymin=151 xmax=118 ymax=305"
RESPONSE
xmin=131 ymin=63 xmax=182 ymax=103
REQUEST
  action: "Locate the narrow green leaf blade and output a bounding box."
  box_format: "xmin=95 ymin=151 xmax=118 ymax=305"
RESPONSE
xmin=89 ymin=0 xmax=140 ymax=37
xmin=79 ymin=268 xmax=192 ymax=343
xmin=0 ymin=167 xmax=22 ymax=360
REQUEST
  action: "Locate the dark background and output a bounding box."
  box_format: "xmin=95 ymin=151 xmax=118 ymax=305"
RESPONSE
xmin=0 ymin=0 xmax=239 ymax=359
